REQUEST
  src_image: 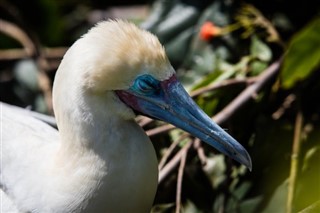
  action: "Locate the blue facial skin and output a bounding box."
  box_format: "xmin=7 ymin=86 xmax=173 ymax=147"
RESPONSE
xmin=116 ymin=74 xmax=252 ymax=170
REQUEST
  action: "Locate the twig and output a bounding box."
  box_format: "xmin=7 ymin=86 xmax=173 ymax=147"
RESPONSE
xmin=0 ymin=49 xmax=30 ymax=60
xmin=236 ymin=4 xmax=285 ymax=46
xmin=213 ymin=59 xmax=281 ymax=124
xmin=176 ymin=148 xmax=187 ymax=213
xmin=190 ymin=77 xmax=257 ymax=98
xmin=146 ymin=123 xmax=174 ymax=136
xmin=0 ymin=19 xmax=54 ymax=113
xmin=193 ymin=138 xmax=207 ymax=166
xmin=158 ymin=133 xmax=189 ymax=170
xmin=0 ymin=19 xmax=35 ymax=56
xmin=0 ymin=47 xmax=68 ymax=61
xmin=272 ymin=94 xmax=296 ymax=120
xmin=286 ymin=110 xmax=303 ymax=213
xmin=159 ymin=140 xmax=193 ymax=184
xmin=137 ymin=116 xmax=154 ymax=127
xmin=42 ymin=47 xmax=68 ymax=59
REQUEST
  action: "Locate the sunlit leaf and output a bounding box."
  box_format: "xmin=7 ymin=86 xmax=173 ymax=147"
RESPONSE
xmin=281 ymin=17 xmax=320 ymax=89
xmin=183 ymin=200 xmax=202 ymax=213
xmin=250 ymin=60 xmax=268 ymax=76
xmin=250 ymin=35 xmax=272 ymax=62
xmin=298 ymin=200 xmax=320 ymax=213
xmin=151 ymin=203 xmax=175 ymax=213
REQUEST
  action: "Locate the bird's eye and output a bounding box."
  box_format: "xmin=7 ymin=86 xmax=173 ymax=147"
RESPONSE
xmin=137 ymin=80 xmax=153 ymax=92
xmin=133 ymin=75 xmax=160 ymax=95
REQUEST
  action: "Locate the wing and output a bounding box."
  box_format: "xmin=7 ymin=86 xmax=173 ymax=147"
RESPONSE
xmin=1 ymin=189 xmax=21 ymax=213
xmin=1 ymin=102 xmax=59 ymax=212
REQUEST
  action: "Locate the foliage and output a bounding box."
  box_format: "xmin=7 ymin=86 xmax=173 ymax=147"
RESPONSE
xmin=281 ymin=17 xmax=320 ymax=89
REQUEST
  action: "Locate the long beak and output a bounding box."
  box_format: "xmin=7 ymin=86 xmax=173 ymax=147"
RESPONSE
xmin=116 ymin=75 xmax=252 ymax=170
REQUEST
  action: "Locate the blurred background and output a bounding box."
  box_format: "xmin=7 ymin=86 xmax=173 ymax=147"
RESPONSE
xmin=0 ymin=0 xmax=319 ymax=212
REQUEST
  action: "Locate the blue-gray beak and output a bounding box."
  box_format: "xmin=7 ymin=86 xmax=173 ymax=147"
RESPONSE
xmin=116 ymin=74 xmax=252 ymax=170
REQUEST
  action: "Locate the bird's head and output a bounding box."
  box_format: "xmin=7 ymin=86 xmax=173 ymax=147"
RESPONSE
xmin=56 ymin=20 xmax=252 ymax=170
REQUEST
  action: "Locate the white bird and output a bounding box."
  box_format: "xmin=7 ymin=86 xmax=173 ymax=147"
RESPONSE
xmin=0 ymin=20 xmax=251 ymax=213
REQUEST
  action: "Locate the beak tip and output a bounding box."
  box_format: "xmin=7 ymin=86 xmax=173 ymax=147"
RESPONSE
xmin=246 ymin=158 xmax=253 ymax=172
xmin=241 ymin=150 xmax=252 ymax=171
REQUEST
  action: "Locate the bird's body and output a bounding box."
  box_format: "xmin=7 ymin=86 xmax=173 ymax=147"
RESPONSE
xmin=1 ymin=20 xmax=251 ymax=212
xmin=2 ymin=102 xmax=157 ymax=212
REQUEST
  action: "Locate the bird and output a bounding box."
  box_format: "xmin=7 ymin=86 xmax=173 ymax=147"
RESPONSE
xmin=1 ymin=19 xmax=251 ymax=213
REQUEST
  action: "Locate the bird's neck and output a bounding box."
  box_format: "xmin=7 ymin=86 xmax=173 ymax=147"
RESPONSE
xmin=54 ymin=90 xmax=134 ymax=155
xmin=51 ymin=89 xmax=158 ymax=211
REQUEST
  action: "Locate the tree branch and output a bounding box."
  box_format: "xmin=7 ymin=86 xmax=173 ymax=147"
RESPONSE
xmin=213 ymin=59 xmax=281 ymax=124
xmin=175 ymin=147 xmax=187 ymax=213
xmin=159 ymin=140 xmax=193 ymax=184
xmin=287 ymin=110 xmax=303 ymax=213
xmin=190 ymin=77 xmax=257 ymax=98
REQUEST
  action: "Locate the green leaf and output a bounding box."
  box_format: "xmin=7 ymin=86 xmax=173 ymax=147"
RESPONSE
xmin=239 ymin=196 xmax=263 ymax=213
xmin=250 ymin=35 xmax=272 ymax=62
xmin=281 ymin=17 xmax=320 ymax=89
xmin=298 ymin=200 xmax=320 ymax=213
xmin=250 ymin=60 xmax=268 ymax=76
xmin=233 ymin=181 xmax=252 ymax=200
xmin=261 ymin=180 xmax=288 ymax=213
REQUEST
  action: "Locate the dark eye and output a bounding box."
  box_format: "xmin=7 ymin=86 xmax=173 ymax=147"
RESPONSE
xmin=133 ymin=75 xmax=160 ymax=95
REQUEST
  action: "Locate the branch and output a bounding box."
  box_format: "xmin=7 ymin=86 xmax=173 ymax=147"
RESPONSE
xmin=190 ymin=77 xmax=257 ymax=98
xmin=175 ymin=147 xmax=187 ymax=213
xmin=213 ymin=59 xmax=281 ymax=124
xmin=136 ymin=116 xmax=153 ymax=127
xmin=146 ymin=123 xmax=174 ymax=136
xmin=0 ymin=47 xmax=68 ymax=61
xmin=287 ymin=110 xmax=303 ymax=213
xmin=193 ymin=138 xmax=207 ymax=165
xmin=159 ymin=140 xmax=193 ymax=184
xmin=0 ymin=19 xmax=54 ymax=112
xmin=158 ymin=133 xmax=189 ymax=170
xmin=0 ymin=19 xmax=35 ymax=56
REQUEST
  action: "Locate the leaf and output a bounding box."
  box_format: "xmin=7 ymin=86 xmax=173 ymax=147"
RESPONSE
xmin=250 ymin=60 xmax=268 ymax=76
xmin=281 ymin=17 xmax=320 ymax=89
xmin=239 ymin=196 xmax=264 ymax=213
xmin=250 ymin=35 xmax=272 ymax=62
xmin=233 ymin=181 xmax=252 ymax=200
xmin=298 ymin=200 xmax=320 ymax=213
xmin=261 ymin=179 xmax=288 ymax=213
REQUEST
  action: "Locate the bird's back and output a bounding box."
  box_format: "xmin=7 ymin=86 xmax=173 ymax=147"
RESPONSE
xmin=1 ymin=103 xmax=58 ymax=143
xmin=1 ymin=103 xmax=59 ymax=212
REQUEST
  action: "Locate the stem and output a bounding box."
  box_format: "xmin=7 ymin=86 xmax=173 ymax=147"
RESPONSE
xmin=213 ymin=59 xmax=281 ymax=124
xmin=220 ymin=22 xmax=242 ymax=35
xmin=158 ymin=133 xmax=189 ymax=170
xmin=286 ymin=110 xmax=303 ymax=213
xmin=159 ymin=140 xmax=193 ymax=184
xmin=175 ymin=148 xmax=187 ymax=213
